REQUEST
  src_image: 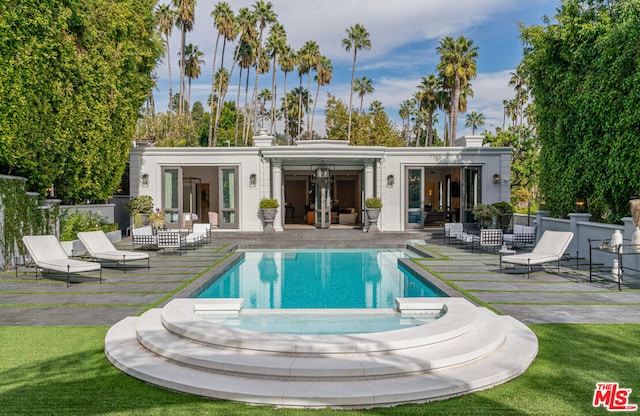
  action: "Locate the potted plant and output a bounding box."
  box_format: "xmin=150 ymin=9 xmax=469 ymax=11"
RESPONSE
xmin=149 ymin=208 xmax=165 ymax=231
xmin=259 ymin=198 xmax=279 ymax=232
xmin=126 ymin=196 xmax=154 ymax=228
xmin=492 ymin=201 xmax=514 ymax=231
xmin=365 ymin=197 xmax=382 ymax=232
xmin=472 ymin=203 xmax=500 ymax=228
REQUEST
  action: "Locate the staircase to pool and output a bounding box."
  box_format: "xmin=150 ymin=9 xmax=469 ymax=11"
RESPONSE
xmin=105 ymin=298 xmax=538 ymax=409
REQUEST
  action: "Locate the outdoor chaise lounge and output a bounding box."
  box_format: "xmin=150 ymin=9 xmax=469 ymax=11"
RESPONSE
xmin=21 ymin=235 xmax=102 ymax=287
xmin=500 ymin=230 xmax=574 ymax=278
xmin=78 ymin=230 xmax=150 ymax=272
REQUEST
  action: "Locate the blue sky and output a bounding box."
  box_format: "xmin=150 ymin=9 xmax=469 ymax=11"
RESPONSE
xmin=154 ymin=0 xmax=560 ymax=138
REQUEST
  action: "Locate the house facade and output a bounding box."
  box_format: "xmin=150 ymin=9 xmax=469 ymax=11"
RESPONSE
xmin=129 ymin=131 xmax=512 ymax=232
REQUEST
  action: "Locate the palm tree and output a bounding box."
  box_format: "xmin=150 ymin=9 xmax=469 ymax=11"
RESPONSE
xmin=184 ymin=43 xmax=204 ymax=112
xmin=172 ymin=0 xmax=197 ymax=114
xmin=342 ymin=23 xmax=371 ymax=143
xmin=234 ymin=7 xmax=257 ymax=145
xmin=265 ymin=23 xmax=286 ymax=135
xmin=368 ymin=100 xmax=384 ymax=115
xmin=399 ymin=100 xmax=413 ymax=145
xmin=278 ymin=45 xmax=296 ymax=144
xmin=281 ymin=87 xmax=308 ymax=139
xmin=208 ymin=2 xmax=235 ymax=146
xmin=156 ymin=4 xmax=176 ymax=115
xmin=298 ymin=40 xmax=320 ymax=139
xmin=412 ymin=91 xmax=424 ymax=147
xmin=257 ymin=88 xmax=272 ymax=128
xmin=353 ymin=76 xmax=374 ymax=114
xmin=416 ymin=74 xmax=439 ymax=146
xmin=233 ymin=38 xmax=254 ymax=145
xmin=465 ymin=111 xmax=485 ymax=134
xmin=436 ymin=35 xmax=479 ymax=145
xmin=509 ymin=64 xmax=528 ymax=126
xmin=311 ymin=55 xmax=332 ymax=136
xmin=250 ymin=1 xmax=277 ymax=131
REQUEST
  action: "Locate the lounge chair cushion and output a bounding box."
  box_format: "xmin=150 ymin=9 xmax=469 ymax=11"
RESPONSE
xmin=78 ymin=231 xmax=149 ymax=262
xmin=22 ymin=235 xmax=101 ymax=274
xmin=502 ymin=231 xmax=573 ymax=267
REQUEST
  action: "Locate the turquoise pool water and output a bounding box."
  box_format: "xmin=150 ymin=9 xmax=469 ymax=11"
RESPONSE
xmin=196 ymin=248 xmax=446 ymax=309
xmin=202 ymin=311 xmax=441 ymax=335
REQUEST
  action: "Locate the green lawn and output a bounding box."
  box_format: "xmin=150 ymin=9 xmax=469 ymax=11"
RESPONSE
xmin=1 ymin=324 xmax=638 ymax=415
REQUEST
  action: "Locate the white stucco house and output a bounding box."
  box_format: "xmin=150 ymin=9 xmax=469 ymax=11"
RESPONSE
xmin=129 ymin=131 xmax=512 ymax=232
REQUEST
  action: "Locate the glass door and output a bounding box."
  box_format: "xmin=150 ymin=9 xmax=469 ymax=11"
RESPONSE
xmin=405 ymin=168 xmax=423 ymax=229
xmin=162 ymin=167 xmax=182 ymax=228
xmin=314 ymin=168 xmax=331 ymax=228
xmin=219 ymin=167 xmax=238 ymax=228
xmin=463 ymin=167 xmax=480 ymax=223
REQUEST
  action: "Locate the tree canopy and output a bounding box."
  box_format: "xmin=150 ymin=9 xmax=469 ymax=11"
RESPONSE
xmin=0 ymin=0 xmax=162 ymax=203
xmin=521 ymin=0 xmax=640 ymax=220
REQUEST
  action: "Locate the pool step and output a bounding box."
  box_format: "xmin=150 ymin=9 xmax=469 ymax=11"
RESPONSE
xmin=136 ymin=307 xmax=506 ymax=379
xmin=105 ymin=298 xmax=538 ymax=408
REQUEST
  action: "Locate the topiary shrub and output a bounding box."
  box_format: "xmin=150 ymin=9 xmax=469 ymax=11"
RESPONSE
xmin=259 ymin=198 xmax=279 ymax=209
xmin=365 ymin=197 xmax=382 ymax=209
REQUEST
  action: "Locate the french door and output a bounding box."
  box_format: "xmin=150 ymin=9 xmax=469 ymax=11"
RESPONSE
xmin=405 ymin=167 xmax=424 ymax=229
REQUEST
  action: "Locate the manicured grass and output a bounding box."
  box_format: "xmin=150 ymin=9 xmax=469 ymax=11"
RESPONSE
xmin=1 ymin=324 xmax=638 ymax=415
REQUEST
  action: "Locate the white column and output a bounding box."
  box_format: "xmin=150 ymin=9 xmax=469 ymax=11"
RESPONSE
xmin=363 ymin=159 xmax=374 ymax=231
xmin=364 ymin=159 xmax=374 ymax=199
xmin=271 ymin=159 xmax=283 ymax=232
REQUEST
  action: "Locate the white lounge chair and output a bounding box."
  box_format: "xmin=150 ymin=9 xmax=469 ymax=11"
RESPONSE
xmin=500 ymin=231 xmax=574 ymax=278
xmin=192 ymin=223 xmax=211 ymax=244
xmin=78 ymin=231 xmax=150 ymax=272
xmin=21 ymin=235 xmax=102 ymax=287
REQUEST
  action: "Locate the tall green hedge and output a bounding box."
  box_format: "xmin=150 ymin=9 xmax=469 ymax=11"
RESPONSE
xmin=521 ymin=0 xmax=640 ymax=220
xmin=0 ymin=0 xmax=162 ymax=203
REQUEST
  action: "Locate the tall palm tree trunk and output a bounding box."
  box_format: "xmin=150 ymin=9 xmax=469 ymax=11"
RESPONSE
xmin=297 ymin=75 xmax=303 ymax=138
xmin=283 ymin=72 xmax=289 ymax=144
xmin=243 ymin=67 xmax=251 ymax=146
xmin=347 ymin=50 xmax=357 ymax=143
xmin=165 ymin=34 xmax=173 ymax=116
xmin=179 ymin=29 xmax=186 ymax=114
xmin=208 ymin=35 xmax=221 ymax=146
xmin=270 ymin=54 xmax=277 ymax=135
xmin=234 ymin=68 xmax=243 ymax=146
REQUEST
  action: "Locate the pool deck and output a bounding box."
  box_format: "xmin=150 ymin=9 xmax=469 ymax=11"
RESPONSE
xmin=1 ymin=227 xmax=639 ymax=326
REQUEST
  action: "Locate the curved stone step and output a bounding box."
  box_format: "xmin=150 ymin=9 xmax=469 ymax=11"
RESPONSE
xmin=105 ymin=315 xmax=537 ymax=408
xmin=135 ymin=307 xmax=506 ymax=379
xmin=160 ymin=297 xmax=480 ymax=354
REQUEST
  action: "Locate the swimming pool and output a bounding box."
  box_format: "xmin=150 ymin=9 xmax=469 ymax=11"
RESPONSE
xmin=195 ymin=248 xmax=446 ymax=309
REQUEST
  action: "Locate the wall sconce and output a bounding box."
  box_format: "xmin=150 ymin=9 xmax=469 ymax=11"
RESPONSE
xmin=493 ymin=174 xmax=501 ymax=184
xmin=575 ymin=197 xmax=587 ymax=213
xmin=387 ymin=174 xmax=395 ymax=188
xmin=141 ymin=173 xmax=149 ymax=187
xmin=249 ymin=173 xmax=257 ymax=187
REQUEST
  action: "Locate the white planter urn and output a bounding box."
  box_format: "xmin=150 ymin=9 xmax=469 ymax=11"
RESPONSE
xmin=610 ymin=229 xmax=623 ymax=250
xmin=632 ymin=226 xmax=640 ymax=252
xmin=261 ymin=208 xmax=278 ymax=232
